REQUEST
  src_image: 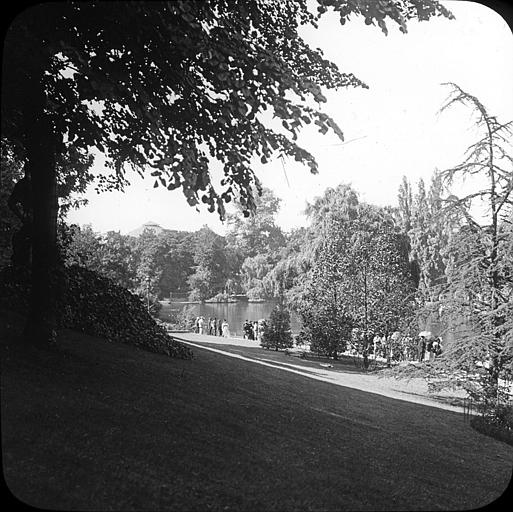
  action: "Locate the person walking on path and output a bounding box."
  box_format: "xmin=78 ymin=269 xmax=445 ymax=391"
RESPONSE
xmin=426 ymin=338 xmax=434 ymax=361
xmin=257 ymin=320 xmax=264 ymax=343
xmin=198 ymin=316 xmax=204 ymax=335
xmin=417 ymin=336 xmax=425 ymax=362
xmin=222 ymin=319 xmax=230 ymax=338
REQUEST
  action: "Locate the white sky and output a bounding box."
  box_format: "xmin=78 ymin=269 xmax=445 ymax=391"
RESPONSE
xmin=66 ymin=1 xmax=513 ymax=235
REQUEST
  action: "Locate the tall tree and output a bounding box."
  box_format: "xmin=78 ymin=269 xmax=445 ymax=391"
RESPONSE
xmin=0 ymin=139 xmax=24 ymax=268
xmin=226 ymin=187 xmax=285 ymax=261
xmin=397 ymin=175 xmax=413 ymax=233
xmin=265 ymin=227 xmax=315 ymax=304
xmin=62 ymin=224 xmax=103 ymax=269
xmin=2 ymin=1 xmax=452 ymax=343
xmin=298 ymin=198 xmax=416 ymax=359
xmin=158 ymin=231 xmax=196 ymax=297
xmin=396 ymin=172 xmax=453 ymax=334
xmin=101 ymin=231 xmax=137 ymax=290
xmin=295 ymin=186 xmax=362 ymax=359
xmin=240 ymin=253 xmax=276 ymax=300
xmin=225 ymin=187 xmax=286 ymax=296
xmin=346 ymin=204 xmax=416 ymax=342
xmin=188 ymin=226 xmax=229 ymax=301
xmin=64 ymin=224 xmax=137 ymax=290
xmin=296 ymin=221 xmax=353 ymax=359
xmin=434 ymin=84 xmax=513 ymax=407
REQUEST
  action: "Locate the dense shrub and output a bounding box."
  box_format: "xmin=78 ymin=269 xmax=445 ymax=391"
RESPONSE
xmin=471 ymin=410 xmax=513 ymax=447
xmin=261 ymin=302 xmax=293 ymax=351
xmin=0 ymin=265 xmax=192 ymax=359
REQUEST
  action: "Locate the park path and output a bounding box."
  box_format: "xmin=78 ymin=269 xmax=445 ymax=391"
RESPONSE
xmin=170 ymin=331 xmax=468 ymax=414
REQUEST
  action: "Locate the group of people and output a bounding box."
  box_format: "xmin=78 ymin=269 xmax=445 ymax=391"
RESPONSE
xmin=195 ymin=316 xmax=230 ymax=337
xmin=416 ymin=335 xmax=443 ymax=362
xmin=242 ymin=319 xmax=266 ymax=342
xmin=370 ymin=333 xmax=443 ymax=362
xmin=350 ymin=330 xmax=443 ymax=363
xmin=193 ymin=316 xmax=267 ymax=341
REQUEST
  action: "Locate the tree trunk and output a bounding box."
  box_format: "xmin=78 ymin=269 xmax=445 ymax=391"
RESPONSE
xmin=23 ymin=65 xmax=60 ymax=345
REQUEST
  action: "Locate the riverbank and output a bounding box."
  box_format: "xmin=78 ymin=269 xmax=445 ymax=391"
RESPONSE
xmin=158 ymin=299 xmax=302 ymax=334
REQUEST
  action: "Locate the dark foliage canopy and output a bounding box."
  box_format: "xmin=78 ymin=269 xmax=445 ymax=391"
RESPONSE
xmin=2 ymin=0 xmax=452 ymax=218
xmin=1 ymin=0 xmax=452 ymax=343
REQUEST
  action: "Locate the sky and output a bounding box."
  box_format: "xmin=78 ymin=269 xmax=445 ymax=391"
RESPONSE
xmin=66 ymin=1 xmax=513 ymax=235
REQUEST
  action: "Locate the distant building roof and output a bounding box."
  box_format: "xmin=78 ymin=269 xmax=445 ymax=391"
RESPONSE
xmin=128 ymin=221 xmax=165 ymax=237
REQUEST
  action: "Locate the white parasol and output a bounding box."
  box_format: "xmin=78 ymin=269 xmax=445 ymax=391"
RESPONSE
xmin=419 ymin=330 xmax=432 ymax=338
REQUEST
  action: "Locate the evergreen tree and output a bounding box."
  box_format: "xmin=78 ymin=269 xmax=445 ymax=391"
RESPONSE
xmin=431 ymin=84 xmax=513 ymax=410
xmin=296 ymin=227 xmax=353 ymax=359
xmin=409 ymin=174 xmax=449 ymax=302
xmin=261 ymin=302 xmax=293 ymax=351
xmin=397 ymin=176 xmax=413 ymax=232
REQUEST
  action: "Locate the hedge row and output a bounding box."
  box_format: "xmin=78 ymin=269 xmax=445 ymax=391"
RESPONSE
xmin=0 ymin=265 xmax=193 ymax=359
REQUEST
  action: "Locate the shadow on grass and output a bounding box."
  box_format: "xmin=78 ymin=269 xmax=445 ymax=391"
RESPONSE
xmin=392 ymin=390 xmax=468 ymax=408
xmin=471 ymin=416 xmax=513 ymax=447
xmin=193 ymin=340 xmax=383 ymax=376
xmin=3 ymin=314 xmax=513 ymax=511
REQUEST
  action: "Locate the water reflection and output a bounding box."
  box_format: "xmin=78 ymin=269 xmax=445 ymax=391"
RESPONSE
xmin=159 ymin=300 xmax=302 ymax=335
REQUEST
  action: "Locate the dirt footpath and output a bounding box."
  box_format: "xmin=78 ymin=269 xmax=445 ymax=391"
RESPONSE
xmin=171 ymin=332 xmax=468 ymax=414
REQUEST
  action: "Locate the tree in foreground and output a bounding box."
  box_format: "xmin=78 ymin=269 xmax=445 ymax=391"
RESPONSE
xmin=2 ymin=1 xmax=452 ymax=343
xmin=397 ymin=173 xmax=452 ymax=336
xmin=296 ymin=186 xmax=416 ymax=360
xmin=261 ymin=302 xmax=293 ymax=351
xmin=0 ymin=139 xmax=24 ymax=268
xmin=393 ymin=85 xmax=513 ymax=423
xmin=432 ymin=84 xmax=513 ymax=414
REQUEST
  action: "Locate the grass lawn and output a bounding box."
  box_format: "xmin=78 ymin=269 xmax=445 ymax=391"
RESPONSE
xmin=174 ymin=335 xmax=469 ymax=412
xmin=2 ymin=312 xmax=512 ymax=511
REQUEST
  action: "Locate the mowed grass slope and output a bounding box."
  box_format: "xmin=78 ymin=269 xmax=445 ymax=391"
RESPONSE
xmin=2 ymin=318 xmax=512 ymax=511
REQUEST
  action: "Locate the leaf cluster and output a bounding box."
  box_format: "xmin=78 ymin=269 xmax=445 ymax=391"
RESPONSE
xmin=2 ymin=1 xmax=452 ymax=219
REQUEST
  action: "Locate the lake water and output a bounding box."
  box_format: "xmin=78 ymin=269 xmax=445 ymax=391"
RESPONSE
xmin=159 ymin=300 xmax=302 ymax=336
